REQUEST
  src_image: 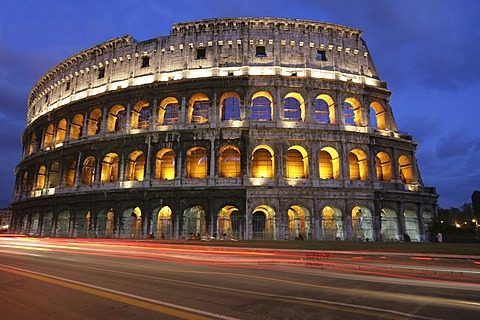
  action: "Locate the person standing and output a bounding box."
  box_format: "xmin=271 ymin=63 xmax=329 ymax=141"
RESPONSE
xmin=436 ymin=232 xmax=443 ymax=243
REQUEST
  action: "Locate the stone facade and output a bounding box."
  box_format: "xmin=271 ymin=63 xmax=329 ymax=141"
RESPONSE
xmin=11 ymin=18 xmax=438 ymax=241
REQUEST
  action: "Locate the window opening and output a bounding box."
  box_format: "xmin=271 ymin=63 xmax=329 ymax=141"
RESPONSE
xmin=65 ymin=81 xmax=70 ymax=91
xmin=251 ymin=96 xmax=271 ymax=121
xmin=284 ymin=97 xmax=301 ymax=121
xmin=316 ymin=50 xmax=327 ymax=61
xmin=192 ymin=100 xmax=209 ymax=124
xmin=222 ymin=97 xmax=240 ymax=121
xmin=344 ymin=102 xmax=355 ymax=126
xmin=315 ymin=99 xmax=330 ymax=124
xmin=98 ymin=68 xmax=105 ymax=79
xmin=141 ymin=56 xmax=150 ymax=68
xmin=196 ymin=48 xmax=206 ymax=59
xmin=255 ymin=46 xmax=266 ymax=57
xmin=164 ymin=104 xmax=179 ymax=125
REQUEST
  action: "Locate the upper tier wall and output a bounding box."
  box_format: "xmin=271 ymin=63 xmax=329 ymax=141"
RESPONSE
xmin=27 ymin=17 xmax=382 ymax=124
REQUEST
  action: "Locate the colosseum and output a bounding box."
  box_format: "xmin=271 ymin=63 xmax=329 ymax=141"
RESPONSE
xmin=10 ymin=17 xmax=438 ymax=242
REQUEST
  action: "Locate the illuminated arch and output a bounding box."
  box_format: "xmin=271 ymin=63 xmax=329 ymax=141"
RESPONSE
xmin=398 ymin=155 xmax=414 ymax=183
xmin=121 ymin=207 xmax=142 ymax=239
xmin=322 ymin=206 xmax=343 ymax=240
xmin=132 ymin=100 xmax=150 ymax=129
xmin=63 ymin=160 xmax=76 ymax=187
xmin=315 ymin=94 xmax=335 ymax=124
xmin=156 ymin=206 xmax=172 ymax=239
xmin=182 ymin=206 xmax=206 ymax=239
xmin=370 ymin=101 xmax=386 ymax=130
xmin=55 ymin=119 xmax=67 ymax=144
xmin=286 ymin=145 xmax=308 ymax=178
xmin=155 ymin=148 xmax=176 ymax=180
xmin=218 ymin=205 xmax=243 ymax=240
xmin=48 ymin=162 xmax=59 ymax=188
xmin=81 ymin=156 xmax=96 ymax=185
xmin=349 ymin=149 xmax=369 ymax=180
xmin=219 ymin=145 xmax=241 ymax=178
xmin=219 ymin=92 xmax=241 ymax=121
xmin=344 ymin=97 xmax=362 ymax=126
xmin=404 ymin=209 xmax=419 ymax=241
xmin=381 ymin=208 xmax=398 ymax=241
xmin=188 ymin=93 xmax=210 ymax=124
xmin=287 ymin=205 xmax=310 ymax=240
xmin=376 ymin=152 xmax=392 ymax=181
xmin=251 ymin=205 xmax=275 ymax=240
xmin=251 ymin=91 xmax=273 ymax=121
xmin=28 ymin=133 xmax=36 ymax=156
xmin=319 ymin=147 xmax=340 ymax=179
xmin=107 ymin=104 xmax=126 ymax=132
xmin=352 ymin=206 xmax=373 ymax=241
xmin=101 ymin=153 xmax=119 ymax=182
xmin=35 ymin=165 xmax=46 ymax=190
xmin=252 ymin=145 xmax=274 ymax=178
xmin=283 ymin=92 xmax=305 ymax=122
xmin=44 ymin=124 xmax=54 ymax=148
xmin=87 ymin=108 xmax=102 ymax=136
xmin=70 ymin=114 xmax=84 ymax=140
xmin=159 ymin=97 xmax=179 ymax=125
xmin=186 ymin=147 xmax=207 ymax=178
xmin=126 ymin=150 xmax=145 ymax=181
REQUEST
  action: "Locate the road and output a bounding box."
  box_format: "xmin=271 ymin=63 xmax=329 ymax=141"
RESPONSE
xmin=0 ymin=237 xmax=479 ymax=319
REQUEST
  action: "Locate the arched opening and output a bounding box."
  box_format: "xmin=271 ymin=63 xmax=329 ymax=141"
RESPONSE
xmin=44 ymin=124 xmax=54 ymax=148
xmin=55 ymin=119 xmax=67 ymax=144
xmin=155 ymin=149 xmax=176 ymax=180
xmin=352 ymin=206 xmax=373 ymax=241
xmin=81 ymin=156 xmax=96 ymax=185
xmin=188 ymin=93 xmax=210 ymax=124
xmin=41 ymin=212 xmax=53 ymax=237
xmin=35 ymin=165 xmax=46 ymax=190
xmin=349 ymin=149 xmax=369 ymax=180
xmin=251 ymin=205 xmax=275 ymax=240
xmin=380 ymin=208 xmax=398 ymax=241
xmin=220 ymin=93 xmax=241 ymax=121
xmin=286 ymin=146 xmax=308 ymax=178
xmin=73 ymin=209 xmax=90 ymax=238
xmin=56 ymin=210 xmax=70 ymax=237
xmin=182 ymin=206 xmax=206 ymax=239
xmin=404 ymin=209 xmax=419 ymax=241
xmin=344 ymin=98 xmax=362 ymax=126
xmin=186 ymin=147 xmax=207 ymax=178
xmin=315 ymin=94 xmax=335 ymax=124
xmin=219 ymin=145 xmax=241 ymax=178
xmin=63 ymin=160 xmax=76 ymax=187
xmin=156 ymin=206 xmax=172 ymax=239
xmin=159 ymin=97 xmax=180 ymax=125
xmin=322 ymin=206 xmax=343 ymax=240
xmin=70 ymin=114 xmax=84 ymax=140
xmin=87 ymin=109 xmax=102 ymax=136
xmin=218 ymin=205 xmax=244 ymax=240
xmin=287 ymin=205 xmax=310 ymax=240
xmin=370 ymin=102 xmax=386 ymax=130
xmin=252 ymin=145 xmax=274 ymax=178
xmin=28 ymin=133 xmax=36 ymax=156
xmin=97 ymin=208 xmax=115 ymax=238
xmin=283 ymin=92 xmax=304 ymax=122
xmin=101 ymin=153 xmax=119 ymax=182
xmin=107 ymin=105 xmax=126 ymax=132
xmin=251 ymin=91 xmax=273 ymax=121
xmin=319 ymin=147 xmax=340 ymax=179
xmin=132 ymin=100 xmax=150 ymax=129
xmin=398 ymin=155 xmax=414 ymax=183
xmin=126 ymin=151 xmax=145 ymax=181
xmin=124 ymin=207 xmax=142 ymax=239
xmin=48 ymin=162 xmax=59 ymax=188
xmin=376 ymin=152 xmax=392 ymax=181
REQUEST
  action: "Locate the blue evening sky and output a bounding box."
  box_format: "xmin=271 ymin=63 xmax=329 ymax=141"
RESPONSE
xmin=0 ymin=0 xmax=479 ymax=209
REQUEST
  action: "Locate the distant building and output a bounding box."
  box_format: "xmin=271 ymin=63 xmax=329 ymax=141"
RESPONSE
xmin=10 ymin=18 xmax=438 ymax=241
xmin=0 ymin=208 xmax=12 ymax=233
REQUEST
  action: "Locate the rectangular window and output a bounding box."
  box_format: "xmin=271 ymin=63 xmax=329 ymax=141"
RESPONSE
xmin=255 ymin=46 xmax=266 ymax=57
xmin=196 ymin=48 xmax=206 ymax=59
xmin=98 ymin=68 xmax=105 ymax=79
xmin=65 ymin=81 xmax=70 ymax=91
xmin=316 ymin=50 xmax=327 ymax=61
xmin=141 ymin=56 xmax=150 ymax=68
